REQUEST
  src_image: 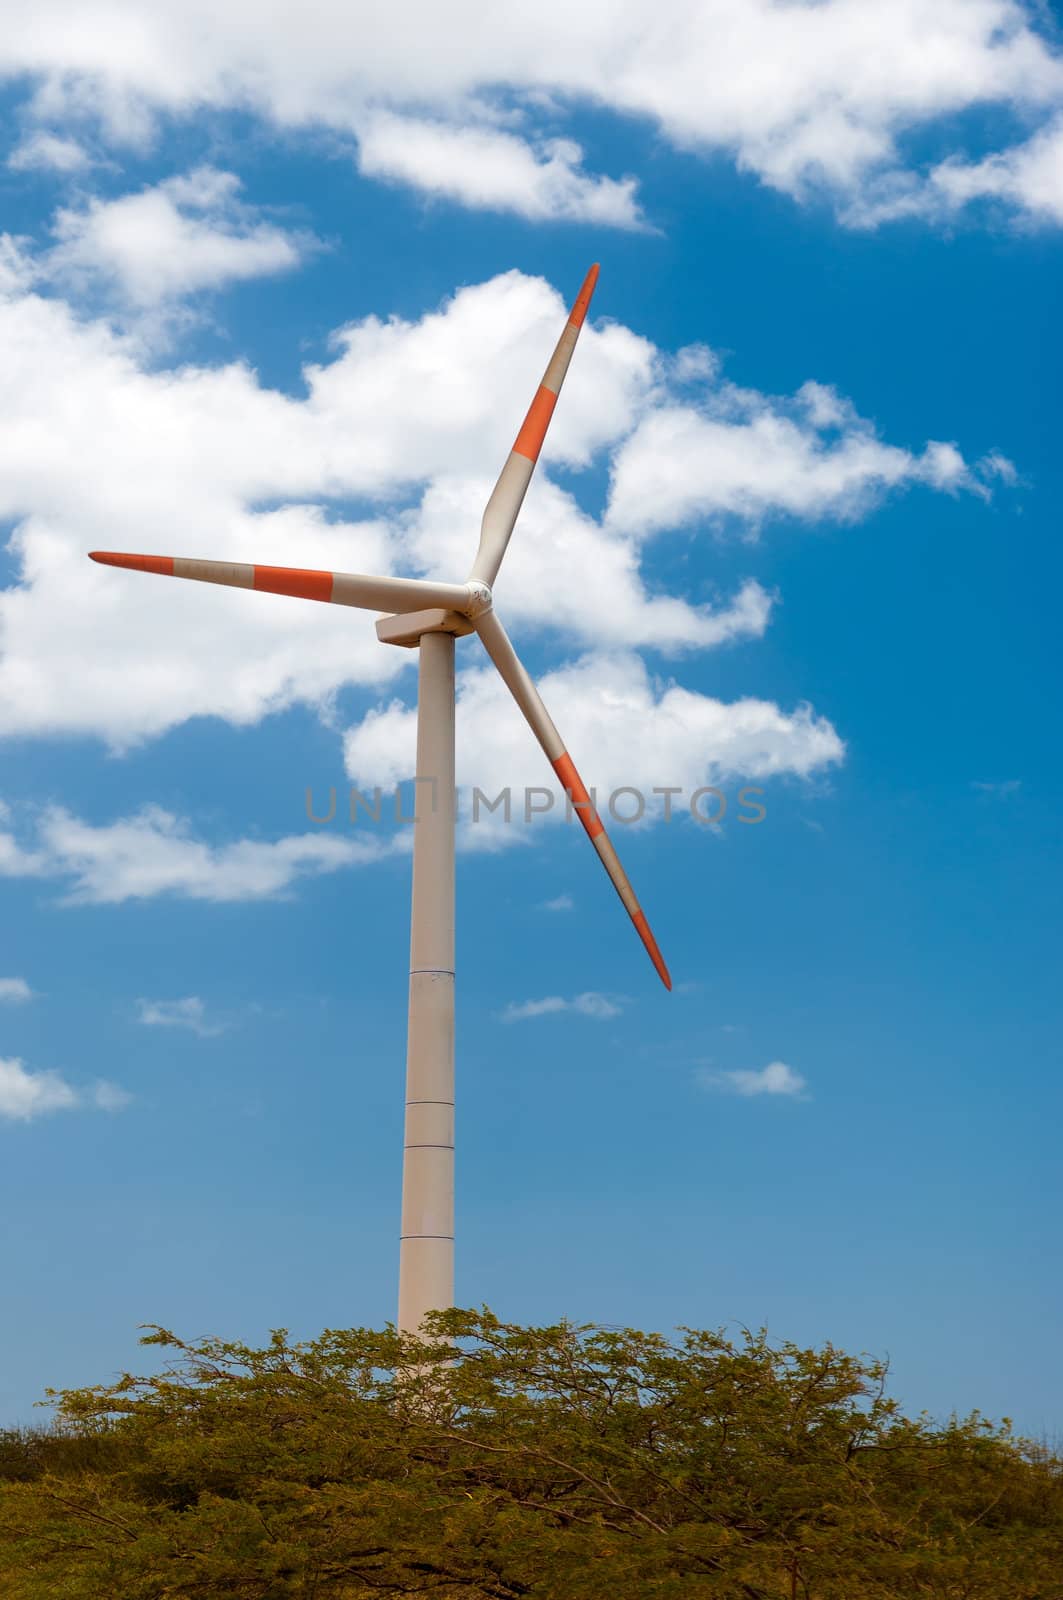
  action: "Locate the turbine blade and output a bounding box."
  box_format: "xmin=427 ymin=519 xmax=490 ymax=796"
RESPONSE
xmin=89 ymin=552 xmax=473 ymax=616
xmin=469 ymin=263 xmax=599 ymax=588
xmin=475 ymin=609 xmax=671 ymax=989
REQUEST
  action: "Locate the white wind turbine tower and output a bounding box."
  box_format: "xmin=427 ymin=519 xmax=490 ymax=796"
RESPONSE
xmin=90 ymin=264 xmax=671 ymax=1336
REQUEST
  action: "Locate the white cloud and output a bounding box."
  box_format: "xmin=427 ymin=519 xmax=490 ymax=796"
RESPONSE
xmin=931 ymin=116 xmax=1063 ymax=223
xmin=0 ymin=1057 xmax=78 ymax=1119
xmin=850 ymin=115 xmax=1063 ymax=227
xmin=0 ymin=976 xmax=33 ymax=1003
xmin=1 ymin=1 xmax=1062 ymax=224
xmin=344 ymin=649 xmax=845 ymax=829
xmin=0 ymin=658 xmax=843 ymax=905
xmin=606 ymin=381 xmax=1006 ymax=537
xmin=972 ymin=778 xmax=1022 ymax=797
xmin=698 ymin=1060 xmax=807 ymax=1098
xmin=500 ymin=991 xmax=623 ymax=1022
xmin=0 ymin=1055 xmax=129 ymax=1121
xmin=93 ymin=1079 xmax=132 ymax=1111
xmin=0 ymin=801 xmax=399 ymax=904
xmin=0 ymin=268 xmax=648 ymax=746
xmin=8 ymin=131 xmax=92 ymax=172
xmin=45 ymin=167 xmax=312 ymax=306
xmin=136 ymin=996 xmax=225 ymax=1035
xmin=0 ymin=266 xmax=1002 ymax=754
xmin=357 ymin=112 xmax=645 ymax=228
xmin=540 ymin=893 xmax=573 ymax=912
xmin=408 ymin=476 xmax=774 ymax=652
xmin=0 ymin=821 xmax=47 ymax=877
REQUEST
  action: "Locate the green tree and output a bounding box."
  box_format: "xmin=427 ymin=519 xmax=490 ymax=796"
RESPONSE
xmin=1 ymin=1308 xmax=1060 ymax=1598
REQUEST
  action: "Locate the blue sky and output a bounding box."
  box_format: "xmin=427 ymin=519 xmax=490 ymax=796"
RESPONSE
xmin=0 ymin=3 xmax=1061 ymax=1438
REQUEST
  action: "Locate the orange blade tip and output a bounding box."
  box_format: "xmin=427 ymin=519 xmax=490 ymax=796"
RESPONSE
xmin=633 ymin=909 xmax=671 ymax=990
xmin=89 ymin=551 xmax=174 ymax=576
xmin=568 ymin=263 xmax=600 ymax=329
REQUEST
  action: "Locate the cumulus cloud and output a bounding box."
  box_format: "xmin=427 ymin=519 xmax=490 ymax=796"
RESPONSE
xmin=408 ymin=477 xmax=774 ymax=651
xmin=698 ymin=1060 xmax=807 ymax=1098
xmin=500 ymin=991 xmax=623 ymax=1022
xmin=0 ymin=1057 xmax=77 ymax=1119
xmin=357 ymin=113 xmax=645 ymax=228
xmin=0 ymin=1056 xmax=130 ymax=1121
xmin=928 ymin=117 xmax=1063 ymax=224
xmin=0 ymin=976 xmax=34 ymax=1003
xmin=0 ymin=822 xmax=47 ymax=877
xmin=344 ymin=649 xmax=845 ymax=829
xmin=0 ymin=268 xmax=652 ymax=746
xmin=136 ymin=996 xmax=226 ymax=1035
xmin=0 ymin=801 xmax=399 ymax=904
xmin=540 ymin=893 xmax=573 ymax=912
xmin=606 ymin=381 xmax=1007 ymax=537
xmin=8 ymin=131 xmax=92 ymax=172
xmin=848 ymin=115 xmax=1063 ymax=227
xmin=0 ymin=264 xmax=1002 ymax=767
xmin=45 ymin=167 xmax=313 ymax=306
xmin=1 ymin=1 xmax=1062 ymax=225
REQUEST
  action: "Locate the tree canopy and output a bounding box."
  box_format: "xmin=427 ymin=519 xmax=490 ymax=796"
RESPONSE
xmin=1 ymin=1308 xmax=1060 ymax=1598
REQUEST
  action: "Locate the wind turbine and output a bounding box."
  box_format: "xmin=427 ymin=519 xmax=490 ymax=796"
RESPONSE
xmin=89 ymin=264 xmax=671 ymax=1337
